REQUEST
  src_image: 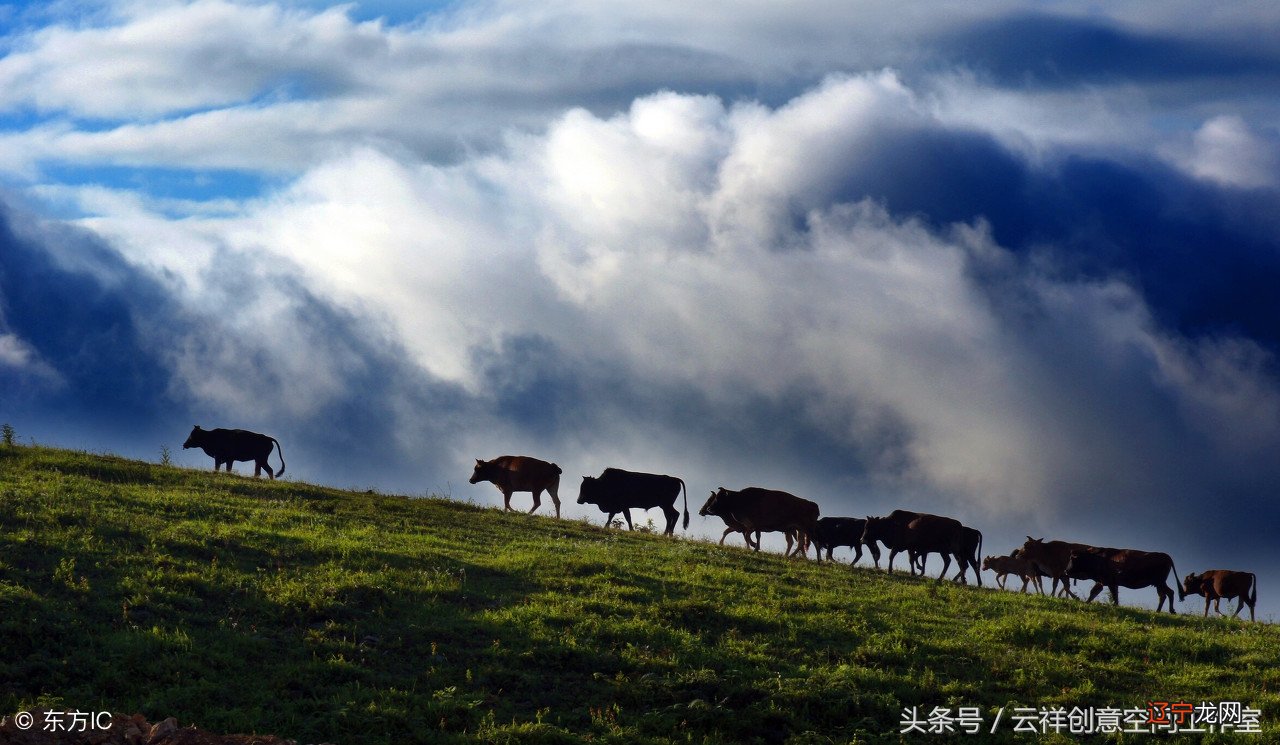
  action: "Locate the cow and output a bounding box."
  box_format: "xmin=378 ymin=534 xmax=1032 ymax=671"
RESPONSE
xmin=861 ymin=511 xmax=981 ymax=585
xmin=699 ymin=487 xmax=819 ymax=558
xmin=577 ymin=468 xmax=688 ymax=535
xmin=470 ymin=455 xmax=562 ymax=518
xmin=810 ymin=517 xmax=879 ymax=566
xmin=1064 ymin=548 xmax=1183 ymax=613
xmin=1013 ymin=537 xmax=1110 ymax=599
xmin=982 ymin=552 xmax=1045 ymax=594
xmin=1183 ymin=570 xmax=1258 ymax=622
xmin=183 ymin=426 xmax=285 ymax=479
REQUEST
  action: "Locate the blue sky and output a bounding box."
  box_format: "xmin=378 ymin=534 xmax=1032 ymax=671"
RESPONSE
xmin=2 ymin=1 xmax=1280 ymax=618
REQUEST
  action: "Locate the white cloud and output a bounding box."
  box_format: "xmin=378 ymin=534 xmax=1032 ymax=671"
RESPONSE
xmin=54 ymin=73 xmax=1280 ymax=525
xmin=1183 ymin=115 xmax=1279 ymax=188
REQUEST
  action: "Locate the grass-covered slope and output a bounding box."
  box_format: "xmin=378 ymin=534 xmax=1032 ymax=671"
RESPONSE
xmin=1 ymin=445 xmax=1276 ymax=743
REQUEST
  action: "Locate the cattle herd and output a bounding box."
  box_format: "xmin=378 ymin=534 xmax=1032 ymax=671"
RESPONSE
xmin=180 ymin=427 xmax=1261 ymax=622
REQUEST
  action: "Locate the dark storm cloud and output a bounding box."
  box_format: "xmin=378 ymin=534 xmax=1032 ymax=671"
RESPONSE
xmin=787 ymin=120 xmax=1280 ymax=354
xmin=0 ymin=204 xmax=185 ymax=443
xmin=936 ymin=13 xmax=1280 ymax=87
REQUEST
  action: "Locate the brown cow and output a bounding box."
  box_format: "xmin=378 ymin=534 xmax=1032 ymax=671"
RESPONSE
xmin=699 ymin=487 xmax=819 ymax=558
xmin=470 ymin=455 xmax=563 ymax=518
xmin=861 ymin=511 xmax=982 ymax=585
xmin=982 ymin=553 xmax=1045 ymax=594
xmin=1013 ymin=537 xmax=1110 ymax=599
xmin=1064 ymin=548 xmax=1183 ymax=613
xmin=1183 ymin=570 xmax=1258 ymax=622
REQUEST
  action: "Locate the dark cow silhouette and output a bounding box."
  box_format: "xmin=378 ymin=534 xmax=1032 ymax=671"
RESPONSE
xmin=982 ymin=552 xmax=1045 ymax=594
xmin=1183 ymin=570 xmax=1258 ymax=622
xmin=470 ymin=455 xmax=562 ymax=518
xmin=1013 ymin=537 xmax=1108 ymax=599
xmin=1064 ymin=548 xmax=1184 ymax=613
xmin=861 ymin=511 xmax=982 ymax=585
xmin=700 ymin=487 xmax=819 ymax=558
xmin=183 ymin=426 xmax=284 ymax=479
xmin=577 ymin=468 xmax=688 ymax=535
xmin=811 ymin=517 xmax=879 ymax=566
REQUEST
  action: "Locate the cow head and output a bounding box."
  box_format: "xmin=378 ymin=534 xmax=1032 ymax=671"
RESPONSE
xmin=1182 ymin=572 xmax=1205 ymax=598
xmin=981 ymin=556 xmax=994 ymax=571
xmin=577 ymin=476 xmax=599 ymax=505
xmin=860 ymin=516 xmax=888 ymax=545
xmin=468 ymin=459 xmax=491 ymax=484
xmin=182 ymin=425 xmax=203 ymax=449
xmin=699 ymin=488 xmax=727 ymax=517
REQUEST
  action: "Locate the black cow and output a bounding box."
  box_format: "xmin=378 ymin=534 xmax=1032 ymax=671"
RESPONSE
xmin=810 ymin=517 xmax=879 ymax=566
xmin=861 ymin=510 xmax=982 ymax=584
xmin=700 ymin=487 xmax=819 ymax=558
xmin=577 ymin=468 xmax=688 ymax=535
xmin=183 ymin=425 xmax=285 ymax=479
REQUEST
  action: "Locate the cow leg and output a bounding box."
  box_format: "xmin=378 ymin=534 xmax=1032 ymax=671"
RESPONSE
xmin=783 ymin=532 xmax=796 ymax=557
xmin=662 ymin=506 xmax=678 ymax=535
xmin=1203 ymin=596 xmax=1211 ymax=617
xmin=1083 ymin=582 xmax=1105 ymax=603
xmin=501 ymin=489 xmax=514 ymax=512
xmin=225 ymin=461 xmax=233 ymax=472
xmin=622 ymin=510 xmax=634 ymax=531
xmin=746 ymin=531 xmax=761 ymax=551
xmin=547 ymin=482 xmax=562 ymax=518
xmin=1232 ymin=597 xmax=1245 ymax=618
xmin=952 ymin=555 xmax=967 ymax=584
xmin=213 ymin=459 xmax=222 ymax=472
xmin=719 ymin=528 xmax=732 ymax=545
xmin=850 ymin=544 xmax=861 ymax=566
xmin=938 ymin=553 xmax=952 ymax=581
xmin=996 ymin=573 xmax=1006 ymax=590
xmin=528 ymin=488 xmax=543 ymax=514
xmin=887 ymin=549 xmax=899 ymax=573
xmin=605 ymin=512 xmax=616 ymax=528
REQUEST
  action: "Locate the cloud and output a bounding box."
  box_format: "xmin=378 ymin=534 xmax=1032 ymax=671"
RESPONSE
xmin=25 ymin=73 xmax=1276 ymax=543
xmin=5 ymin=2 xmax=1280 ymax=614
xmin=1184 ymin=115 xmax=1280 ymax=188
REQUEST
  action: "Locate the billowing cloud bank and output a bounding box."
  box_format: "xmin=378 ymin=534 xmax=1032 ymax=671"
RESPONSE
xmin=3 ymin=2 xmax=1280 ymax=608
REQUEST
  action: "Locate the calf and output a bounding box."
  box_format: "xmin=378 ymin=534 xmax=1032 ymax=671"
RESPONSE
xmin=1183 ymin=570 xmax=1257 ymax=622
xmin=982 ymin=553 xmax=1044 ymax=594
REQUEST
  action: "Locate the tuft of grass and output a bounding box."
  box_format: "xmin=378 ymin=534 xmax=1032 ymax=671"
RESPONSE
xmin=1 ymin=423 xmax=14 ymax=447
xmin=1 ymin=445 xmax=1277 ymax=743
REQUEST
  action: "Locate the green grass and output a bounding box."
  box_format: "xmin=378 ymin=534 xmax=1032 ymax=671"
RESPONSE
xmin=1 ymin=444 xmax=1277 ymax=743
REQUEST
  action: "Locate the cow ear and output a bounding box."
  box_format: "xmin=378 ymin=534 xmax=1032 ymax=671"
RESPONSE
xmin=475 ymin=458 xmax=483 ymax=465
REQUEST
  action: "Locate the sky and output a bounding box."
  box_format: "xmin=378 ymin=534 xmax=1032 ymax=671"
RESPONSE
xmin=1 ymin=0 xmax=1279 ymax=619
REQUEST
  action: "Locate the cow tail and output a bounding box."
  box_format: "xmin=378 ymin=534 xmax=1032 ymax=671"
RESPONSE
xmin=679 ymin=478 xmax=689 ymax=530
xmin=1170 ymin=557 xmax=1184 ymax=601
xmin=271 ymin=438 xmax=286 ymax=478
xmin=1250 ymin=573 xmax=1258 ymax=608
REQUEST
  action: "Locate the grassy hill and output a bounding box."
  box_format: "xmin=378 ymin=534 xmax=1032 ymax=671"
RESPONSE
xmin=1 ymin=444 xmax=1277 ymax=743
